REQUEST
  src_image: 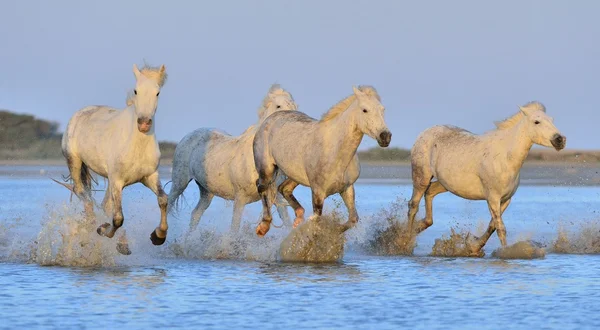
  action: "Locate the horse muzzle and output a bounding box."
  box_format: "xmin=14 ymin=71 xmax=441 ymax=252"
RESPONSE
xmin=137 ymin=117 xmax=153 ymax=133
xmin=377 ymin=130 xmax=392 ymax=148
xmin=551 ymin=134 xmax=566 ymax=151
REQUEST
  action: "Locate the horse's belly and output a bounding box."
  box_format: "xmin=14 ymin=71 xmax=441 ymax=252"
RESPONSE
xmin=438 ymin=175 xmax=486 ymax=200
xmin=204 ymin=174 xmax=236 ymax=200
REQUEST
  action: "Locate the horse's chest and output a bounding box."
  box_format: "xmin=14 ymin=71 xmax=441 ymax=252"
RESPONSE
xmin=118 ymin=152 xmax=159 ymax=184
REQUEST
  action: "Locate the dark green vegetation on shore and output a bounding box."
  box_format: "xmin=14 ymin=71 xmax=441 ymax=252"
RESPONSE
xmin=1 ymin=110 xmax=598 ymax=163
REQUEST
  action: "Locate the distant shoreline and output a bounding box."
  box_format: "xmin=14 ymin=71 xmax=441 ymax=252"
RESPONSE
xmin=0 ymin=158 xmax=598 ymax=168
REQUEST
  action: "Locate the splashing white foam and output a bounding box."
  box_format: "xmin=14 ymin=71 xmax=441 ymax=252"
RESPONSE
xmin=32 ymin=204 xmax=119 ymax=267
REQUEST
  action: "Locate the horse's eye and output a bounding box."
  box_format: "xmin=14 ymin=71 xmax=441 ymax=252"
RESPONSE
xmin=276 ymin=105 xmax=281 ymax=109
xmin=134 ymin=90 xmax=137 ymax=95
xmin=156 ymin=92 xmax=160 ymax=96
xmin=363 ymin=109 xmax=368 ymax=113
xmin=534 ymin=120 xmax=540 ymax=125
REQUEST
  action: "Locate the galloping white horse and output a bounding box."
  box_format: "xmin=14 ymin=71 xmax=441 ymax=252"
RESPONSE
xmin=408 ymin=101 xmax=566 ymax=255
xmin=253 ymin=86 xmax=392 ymax=236
xmin=168 ymin=84 xmax=297 ymax=232
xmin=60 ymin=64 xmax=169 ymax=255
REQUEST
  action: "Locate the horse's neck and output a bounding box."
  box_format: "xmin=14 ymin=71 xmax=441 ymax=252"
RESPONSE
xmin=496 ymin=121 xmax=533 ymax=171
xmin=319 ymin=106 xmax=363 ymax=168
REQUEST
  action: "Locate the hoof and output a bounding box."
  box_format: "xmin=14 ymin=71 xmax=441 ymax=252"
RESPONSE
xmin=150 ymin=230 xmax=167 ymax=246
xmin=256 ymin=220 xmax=271 ymax=237
xmin=293 ymin=217 xmax=303 ymax=228
xmin=97 ymin=223 xmax=112 ymax=237
xmin=116 ymin=242 xmax=132 ymax=255
xmin=339 ymin=220 xmax=357 ymax=233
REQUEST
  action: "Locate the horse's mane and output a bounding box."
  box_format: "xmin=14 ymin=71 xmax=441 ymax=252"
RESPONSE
xmin=320 ymin=85 xmax=380 ymax=122
xmin=140 ymin=64 xmax=168 ymax=87
xmin=257 ymin=84 xmax=294 ymax=119
xmin=494 ymin=101 xmax=546 ymax=130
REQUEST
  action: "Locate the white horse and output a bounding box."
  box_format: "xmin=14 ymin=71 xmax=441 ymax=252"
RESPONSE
xmin=168 ymin=84 xmax=297 ymax=232
xmin=60 ymin=64 xmax=169 ymax=255
xmin=408 ymin=101 xmax=566 ymax=255
xmin=253 ymin=86 xmax=392 ymax=236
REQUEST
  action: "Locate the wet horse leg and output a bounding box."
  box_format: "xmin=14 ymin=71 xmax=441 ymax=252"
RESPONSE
xmin=469 ymin=198 xmax=511 ymax=253
xmin=339 ymin=185 xmax=358 ymax=232
xmin=311 ymin=189 xmax=326 ymax=220
xmin=97 ymin=178 xmax=130 ymax=255
xmin=416 ymin=181 xmax=447 ymax=233
xmin=255 ymin=165 xmax=277 ymax=236
xmin=142 ymin=171 xmax=169 ymax=246
xmin=278 ymin=179 xmax=304 ymax=228
xmin=190 ymin=183 xmax=214 ymax=232
xmin=230 ymin=196 xmax=247 ymax=233
xmin=407 ymin=183 xmax=429 ymax=234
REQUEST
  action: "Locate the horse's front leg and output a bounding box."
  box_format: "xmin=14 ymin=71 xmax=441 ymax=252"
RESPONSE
xmin=142 ymin=171 xmax=168 ymax=246
xmin=339 ymin=185 xmax=358 ymax=232
xmin=467 ymin=198 xmax=511 ymax=255
xmin=310 ymin=189 xmax=326 ymax=220
xmin=97 ymin=179 xmax=131 ymax=255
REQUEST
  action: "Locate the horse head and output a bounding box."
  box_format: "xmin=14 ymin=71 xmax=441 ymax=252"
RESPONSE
xmin=131 ymin=64 xmax=167 ymax=134
xmin=257 ymin=84 xmax=298 ymax=121
xmin=352 ymin=86 xmax=391 ymax=147
xmin=519 ymin=102 xmax=566 ymax=151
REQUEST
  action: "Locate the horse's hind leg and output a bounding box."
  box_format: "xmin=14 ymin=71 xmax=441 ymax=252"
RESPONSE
xmin=141 ymin=171 xmax=169 ymax=246
xmin=278 ymin=179 xmax=304 ymax=228
xmin=415 ymin=181 xmax=447 ymax=233
xmin=255 ymin=163 xmax=277 ymax=237
xmin=190 ymin=182 xmax=213 ymax=232
xmin=230 ymin=196 xmax=246 ymax=233
xmin=407 ymin=174 xmax=431 ymax=234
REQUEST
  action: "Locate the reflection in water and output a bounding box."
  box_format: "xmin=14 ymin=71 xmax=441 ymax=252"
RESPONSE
xmin=258 ymin=262 xmax=364 ymax=284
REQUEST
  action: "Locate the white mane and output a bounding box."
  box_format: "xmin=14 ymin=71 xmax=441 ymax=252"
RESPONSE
xmin=494 ymin=101 xmax=546 ymax=130
xmin=321 ymin=85 xmax=380 ymax=122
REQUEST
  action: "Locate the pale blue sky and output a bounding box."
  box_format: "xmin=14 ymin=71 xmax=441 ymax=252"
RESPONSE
xmin=1 ymin=0 xmax=598 ymax=149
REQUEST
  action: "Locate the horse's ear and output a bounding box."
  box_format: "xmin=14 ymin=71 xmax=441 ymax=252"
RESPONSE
xmin=518 ymin=105 xmax=528 ymax=116
xmin=352 ymin=86 xmax=362 ymax=96
xmin=133 ymin=64 xmax=141 ymax=79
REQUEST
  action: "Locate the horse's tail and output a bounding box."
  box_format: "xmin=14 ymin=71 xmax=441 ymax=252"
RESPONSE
xmin=167 ymin=182 xmax=188 ymax=216
xmin=51 ymin=162 xmax=98 ymax=202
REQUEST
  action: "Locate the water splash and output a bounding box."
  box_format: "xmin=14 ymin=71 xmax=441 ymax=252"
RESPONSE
xmin=279 ymin=213 xmax=345 ymax=263
xmin=167 ymin=223 xmax=282 ymax=262
xmin=32 ymin=204 xmax=118 ymax=267
xmin=551 ymin=222 xmax=600 ymax=254
xmin=361 ymin=199 xmax=416 ymax=256
xmin=430 ymin=228 xmax=483 ymax=257
xmin=491 ymin=241 xmax=545 ymax=259
xmin=0 ymin=216 xmax=34 ymax=262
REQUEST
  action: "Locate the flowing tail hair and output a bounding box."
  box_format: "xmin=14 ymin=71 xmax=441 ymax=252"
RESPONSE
xmin=51 ymin=162 xmax=101 ymax=206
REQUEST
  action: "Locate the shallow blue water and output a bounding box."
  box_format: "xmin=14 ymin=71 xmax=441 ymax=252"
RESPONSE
xmin=1 ymin=166 xmax=600 ymax=329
